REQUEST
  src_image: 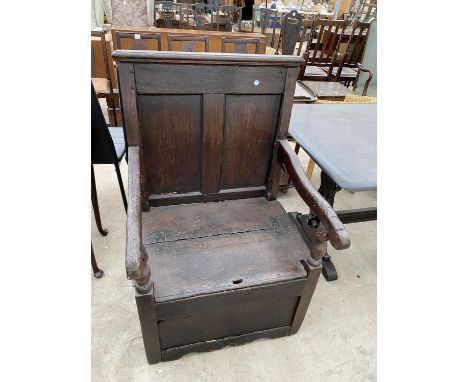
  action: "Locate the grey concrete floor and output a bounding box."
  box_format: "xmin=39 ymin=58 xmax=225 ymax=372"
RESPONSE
xmin=92 ymin=141 xmax=376 ymax=381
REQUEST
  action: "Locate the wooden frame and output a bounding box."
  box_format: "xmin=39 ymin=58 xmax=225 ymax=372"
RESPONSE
xmin=114 ymin=51 xmax=350 ymax=363
xmin=221 ymin=37 xmax=261 ymax=53
xmin=115 ymin=32 xmax=162 ymax=51
xmin=167 ymin=34 xmax=210 ymax=52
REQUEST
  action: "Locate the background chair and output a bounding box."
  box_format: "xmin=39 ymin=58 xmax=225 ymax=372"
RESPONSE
xmin=300 ymin=19 xmax=346 ymax=81
xmin=91 ymin=30 xmax=118 ymax=127
xmin=115 ymin=32 xmax=162 ymax=50
xmin=190 ymin=3 xmax=216 ymax=30
xmin=221 ymin=37 xmax=261 ymax=53
xmin=91 ymin=83 xmax=127 ymax=217
xmin=251 ymin=7 xmax=279 ymax=48
xmin=275 ymin=9 xmax=302 ymax=55
xmin=154 ymin=1 xmax=184 ymax=28
xmin=328 ymin=21 xmax=371 ymax=86
xmin=167 ymin=34 xmax=210 ymax=51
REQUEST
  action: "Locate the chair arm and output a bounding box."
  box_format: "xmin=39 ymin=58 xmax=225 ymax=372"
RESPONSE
xmin=278 ymin=140 xmax=350 ymax=256
xmin=353 ymin=63 xmax=374 ymax=96
xmin=126 ymin=146 xmax=152 ymax=294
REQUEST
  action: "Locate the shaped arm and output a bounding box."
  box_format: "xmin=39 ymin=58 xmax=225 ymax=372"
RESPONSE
xmin=278 ymin=140 xmax=350 ymax=258
xmin=126 ymin=146 xmax=152 ymax=294
xmin=353 ymin=63 xmax=374 ymax=96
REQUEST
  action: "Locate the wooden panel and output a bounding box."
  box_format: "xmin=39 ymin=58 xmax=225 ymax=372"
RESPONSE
xmin=146 ymin=225 xmax=308 ymax=302
xmin=201 ymin=94 xmax=224 ymax=194
xmin=222 ymin=95 xmax=281 ymax=189
xmin=162 ymin=326 xmax=290 ymax=361
xmin=158 ymin=297 xmax=299 ymax=348
xmin=143 ymin=198 xmax=293 ymax=245
xmin=138 ymin=95 xmax=202 ymax=194
xmin=111 ymin=26 xmax=267 ymax=54
xmin=156 ymin=279 xmax=305 ymax=320
xmin=134 ymin=64 xmax=286 ymax=94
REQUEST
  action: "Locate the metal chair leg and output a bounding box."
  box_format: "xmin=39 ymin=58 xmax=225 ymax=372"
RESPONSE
xmin=91 ymin=164 xmax=108 ymax=236
xmin=91 ymin=243 xmax=104 ymax=278
xmin=115 ymin=162 xmax=128 ymax=212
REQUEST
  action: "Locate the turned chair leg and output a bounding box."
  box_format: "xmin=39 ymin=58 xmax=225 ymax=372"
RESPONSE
xmin=114 ymin=162 xmax=128 ymax=213
xmin=91 ymin=164 xmax=108 ymax=236
xmin=91 ymin=243 xmax=104 ymax=278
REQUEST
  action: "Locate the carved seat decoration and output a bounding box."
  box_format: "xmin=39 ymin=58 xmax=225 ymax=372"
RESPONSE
xmin=114 ymin=50 xmax=350 ymax=363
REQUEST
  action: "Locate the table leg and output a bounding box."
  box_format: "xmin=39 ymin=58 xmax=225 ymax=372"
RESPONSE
xmin=316 ymin=171 xmax=341 ymax=281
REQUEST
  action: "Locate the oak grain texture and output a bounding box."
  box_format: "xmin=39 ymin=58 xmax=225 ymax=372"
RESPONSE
xmin=134 ymin=64 xmax=287 ymax=94
xmin=222 ymin=95 xmax=281 ymax=189
xmin=138 ymin=95 xmax=202 ymax=194
xmin=201 ymin=94 xmax=225 ymax=194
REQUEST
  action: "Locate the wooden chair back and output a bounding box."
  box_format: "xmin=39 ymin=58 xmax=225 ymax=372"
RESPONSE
xmin=276 ymin=10 xmax=302 ymax=55
xmin=221 ymin=37 xmax=261 ymax=53
xmin=91 ymin=31 xmax=112 ymax=86
xmin=115 ymin=32 xmax=162 ymax=51
xmin=336 ymin=21 xmax=370 ymax=71
xmin=114 ymin=51 xmax=303 ymax=207
xmin=216 ymin=5 xmax=243 ymax=32
xmin=188 ymin=3 xmax=216 ymax=30
xmin=167 ymin=35 xmax=210 ymax=52
xmin=252 ymin=8 xmax=279 ymax=47
xmin=154 ymin=1 xmax=184 ymax=28
xmin=304 ymin=19 xmax=345 ymax=67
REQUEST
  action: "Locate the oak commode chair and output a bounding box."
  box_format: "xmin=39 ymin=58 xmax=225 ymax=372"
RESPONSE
xmin=114 ymin=50 xmax=350 ymax=363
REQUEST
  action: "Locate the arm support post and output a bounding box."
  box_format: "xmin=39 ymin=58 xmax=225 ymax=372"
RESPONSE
xmin=126 ymin=146 xmax=152 ymax=293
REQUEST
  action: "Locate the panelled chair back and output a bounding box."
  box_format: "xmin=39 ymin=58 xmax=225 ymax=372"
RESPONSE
xmin=115 ymin=32 xmax=162 ymax=51
xmin=330 ymin=21 xmax=370 ymax=85
xmin=221 ymin=37 xmax=261 ymax=53
xmin=300 ymin=19 xmax=346 ymax=80
xmin=114 ymin=51 xmax=350 ymax=364
xmin=167 ymin=35 xmax=210 ymax=52
xmin=275 ymin=10 xmax=302 ymax=55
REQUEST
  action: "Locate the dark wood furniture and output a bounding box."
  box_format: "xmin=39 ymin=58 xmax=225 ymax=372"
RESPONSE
xmin=154 ymin=1 xmax=184 ymax=28
xmin=299 ymin=80 xmax=352 ymax=101
xmin=112 ymin=26 xmax=267 ymax=53
xmin=275 ymin=9 xmax=302 ymax=55
xmin=115 ymin=32 xmax=162 ymax=50
xmin=190 ymin=3 xmax=216 ymax=30
xmin=289 ymin=103 xmax=376 ymax=281
xmin=216 ymin=5 xmax=243 ymax=31
xmin=221 ymin=37 xmax=261 ymax=53
xmin=167 ymin=34 xmax=210 ymax=51
xmin=91 ymin=83 xmax=127 ymax=214
xmin=300 ymin=19 xmax=346 ymax=81
xmin=251 ymin=7 xmax=279 ymax=48
xmin=91 ymin=31 xmax=118 ymax=127
xmin=114 ymin=51 xmax=350 ymax=363
xmin=328 ymin=21 xmax=371 ymax=86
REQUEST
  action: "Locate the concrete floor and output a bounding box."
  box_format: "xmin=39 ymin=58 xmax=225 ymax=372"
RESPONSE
xmin=92 ymin=144 xmax=376 ymax=381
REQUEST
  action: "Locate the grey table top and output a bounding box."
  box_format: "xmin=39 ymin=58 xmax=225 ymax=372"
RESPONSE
xmin=289 ymin=104 xmax=376 ymax=192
